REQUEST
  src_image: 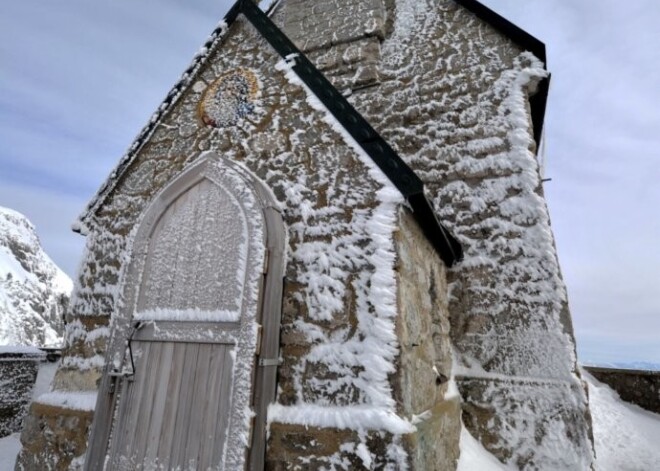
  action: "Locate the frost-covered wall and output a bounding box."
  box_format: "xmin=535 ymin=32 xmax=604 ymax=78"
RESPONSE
xmin=17 ymin=7 xmax=451 ymax=469
xmin=18 ymin=0 xmax=594 ymax=469
xmin=393 ymin=210 xmax=460 ymax=470
xmin=330 ymin=0 xmax=595 ymax=468
xmin=0 ymin=348 xmax=43 ymax=438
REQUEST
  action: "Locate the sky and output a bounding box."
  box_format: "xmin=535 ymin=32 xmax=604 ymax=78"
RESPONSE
xmin=1 ymin=0 xmax=658 ymax=367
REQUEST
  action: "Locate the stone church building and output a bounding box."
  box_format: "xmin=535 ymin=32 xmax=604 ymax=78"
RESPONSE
xmin=16 ymin=0 xmax=595 ymax=469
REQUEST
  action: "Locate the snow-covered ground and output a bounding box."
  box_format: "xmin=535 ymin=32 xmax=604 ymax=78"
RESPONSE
xmin=586 ymin=371 xmax=660 ymax=471
xmin=0 ymin=360 xmax=57 ymax=469
xmin=1 ymin=368 xmax=658 ymax=468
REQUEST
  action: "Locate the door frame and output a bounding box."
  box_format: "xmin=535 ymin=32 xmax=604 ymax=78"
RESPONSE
xmin=85 ymin=153 xmax=285 ymax=470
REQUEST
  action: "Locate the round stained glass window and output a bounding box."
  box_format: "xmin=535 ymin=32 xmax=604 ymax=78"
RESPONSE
xmin=198 ymin=69 xmax=259 ymax=128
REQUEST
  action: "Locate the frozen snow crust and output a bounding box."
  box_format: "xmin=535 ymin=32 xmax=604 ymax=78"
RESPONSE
xmin=458 ymin=371 xmax=660 ymax=470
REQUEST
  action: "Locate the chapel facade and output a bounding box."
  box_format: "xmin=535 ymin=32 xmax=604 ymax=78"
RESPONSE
xmin=17 ymin=0 xmax=595 ymax=469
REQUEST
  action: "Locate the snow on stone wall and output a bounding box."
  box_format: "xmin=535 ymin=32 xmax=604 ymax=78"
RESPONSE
xmin=19 ymin=0 xmax=595 ymax=468
xmin=346 ymin=0 xmax=594 ymax=468
xmin=22 ymin=12 xmax=415 ymax=469
xmin=0 ymin=350 xmax=43 ymax=438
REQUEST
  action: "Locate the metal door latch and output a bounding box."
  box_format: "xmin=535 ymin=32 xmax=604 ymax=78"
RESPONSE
xmin=258 ymin=358 xmax=282 ymax=367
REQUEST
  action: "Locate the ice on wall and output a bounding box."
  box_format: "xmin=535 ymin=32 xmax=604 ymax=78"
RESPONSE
xmin=268 ymin=54 xmax=410 ymax=437
xmin=458 ymin=372 xmax=660 ymax=470
xmin=349 ymin=0 xmax=594 ymax=467
xmin=48 ymin=0 xmax=587 ymax=466
xmin=52 ymin=12 xmax=415 ymax=467
xmin=370 ymin=0 xmax=577 ymax=378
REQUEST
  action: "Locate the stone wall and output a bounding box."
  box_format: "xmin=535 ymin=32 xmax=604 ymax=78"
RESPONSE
xmin=278 ymin=0 xmax=389 ymax=91
xmin=342 ymin=0 xmax=594 ymax=467
xmin=394 ymin=209 xmax=460 ymax=470
xmin=16 ymin=402 xmax=93 ymax=471
xmin=0 ymin=349 xmax=43 ymax=438
xmin=18 ymin=0 xmax=595 ymax=468
xmin=19 ymin=9 xmax=430 ymax=468
xmin=585 ymin=366 xmax=660 ymax=414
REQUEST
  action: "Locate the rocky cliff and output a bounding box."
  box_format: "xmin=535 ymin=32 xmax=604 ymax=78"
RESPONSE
xmin=0 ymin=206 xmax=72 ymax=347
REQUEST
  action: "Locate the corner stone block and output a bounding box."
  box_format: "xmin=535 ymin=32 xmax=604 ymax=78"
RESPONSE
xmin=266 ymin=423 xmax=379 ymax=470
xmin=457 ymin=377 xmax=594 ymax=470
xmin=404 ymin=396 xmax=461 ymax=471
xmin=16 ymin=402 xmax=93 ymax=471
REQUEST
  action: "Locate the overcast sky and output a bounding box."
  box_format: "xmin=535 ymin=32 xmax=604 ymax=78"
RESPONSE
xmin=1 ymin=0 xmax=658 ymax=366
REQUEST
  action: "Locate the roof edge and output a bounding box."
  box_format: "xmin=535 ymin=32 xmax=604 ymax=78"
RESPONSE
xmin=76 ymin=5 xmax=242 ymax=231
xmin=77 ymin=0 xmax=462 ymax=266
xmin=454 ymin=0 xmax=546 ymax=65
xmin=454 ymin=0 xmax=549 ymax=154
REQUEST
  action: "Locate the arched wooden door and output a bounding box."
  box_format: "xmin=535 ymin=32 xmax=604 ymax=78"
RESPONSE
xmin=86 ymin=154 xmax=285 ymax=471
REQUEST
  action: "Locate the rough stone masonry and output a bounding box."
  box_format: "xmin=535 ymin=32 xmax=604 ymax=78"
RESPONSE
xmin=16 ymin=0 xmax=594 ymax=469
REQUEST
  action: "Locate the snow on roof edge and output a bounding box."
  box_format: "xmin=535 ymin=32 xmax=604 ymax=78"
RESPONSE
xmin=74 ymin=4 xmax=242 ymax=232
xmin=454 ymin=0 xmax=547 ymax=67
xmin=74 ymin=0 xmax=462 ymax=266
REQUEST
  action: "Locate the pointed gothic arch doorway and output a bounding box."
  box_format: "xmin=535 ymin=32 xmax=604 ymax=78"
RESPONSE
xmin=85 ymin=154 xmax=285 ymax=470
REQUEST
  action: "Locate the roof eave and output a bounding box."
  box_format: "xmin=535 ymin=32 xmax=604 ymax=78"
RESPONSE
xmin=454 ymin=0 xmax=549 ymax=153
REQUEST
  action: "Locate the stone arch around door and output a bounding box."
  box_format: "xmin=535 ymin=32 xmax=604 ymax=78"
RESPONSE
xmin=86 ymin=153 xmax=285 ymax=470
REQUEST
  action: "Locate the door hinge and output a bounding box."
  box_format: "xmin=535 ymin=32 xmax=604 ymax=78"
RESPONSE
xmin=262 ymin=249 xmax=270 ymax=274
xmin=255 ymin=324 xmax=263 ymax=355
xmin=258 ymin=358 xmax=282 ymax=367
xmin=107 ymin=369 xmax=134 ymax=394
xmin=247 ymin=415 xmax=256 ymax=449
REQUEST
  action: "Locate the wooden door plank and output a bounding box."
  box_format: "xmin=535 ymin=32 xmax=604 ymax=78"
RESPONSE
xmin=143 ymin=341 xmax=175 ymax=467
xmin=170 ymin=343 xmax=200 ymax=469
xmin=110 ymin=341 xmax=152 ymax=468
xmin=138 ymin=195 xmax=181 ymax=312
xmin=163 ymin=192 xmax=187 ymax=309
xmin=169 ymin=183 xmax=200 ymax=309
xmin=156 ymin=341 xmax=186 ymax=469
xmin=105 ymin=367 xmax=134 ymax=469
xmin=189 ymin=181 xmax=214 ymax=309
xmin=198 ymin=344 xmax=226 ymax=469
xmin=183 ymin=343 xmax=214 ymax=469
xmin=212 ymin=346 xmax=235 ymax=466
xmin=131 ymin=338 xmax=165 ymax=467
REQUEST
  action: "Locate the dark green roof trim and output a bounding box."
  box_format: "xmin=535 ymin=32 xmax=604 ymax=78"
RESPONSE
xmin=530 ymin=73 xmax=550 ymax=149
xmin=239 ymin=0 xmax=462 ymax=266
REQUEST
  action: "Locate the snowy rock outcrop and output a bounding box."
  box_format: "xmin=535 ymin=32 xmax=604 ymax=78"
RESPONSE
xmin=0 ymin=206 xmax=72 ymax=347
